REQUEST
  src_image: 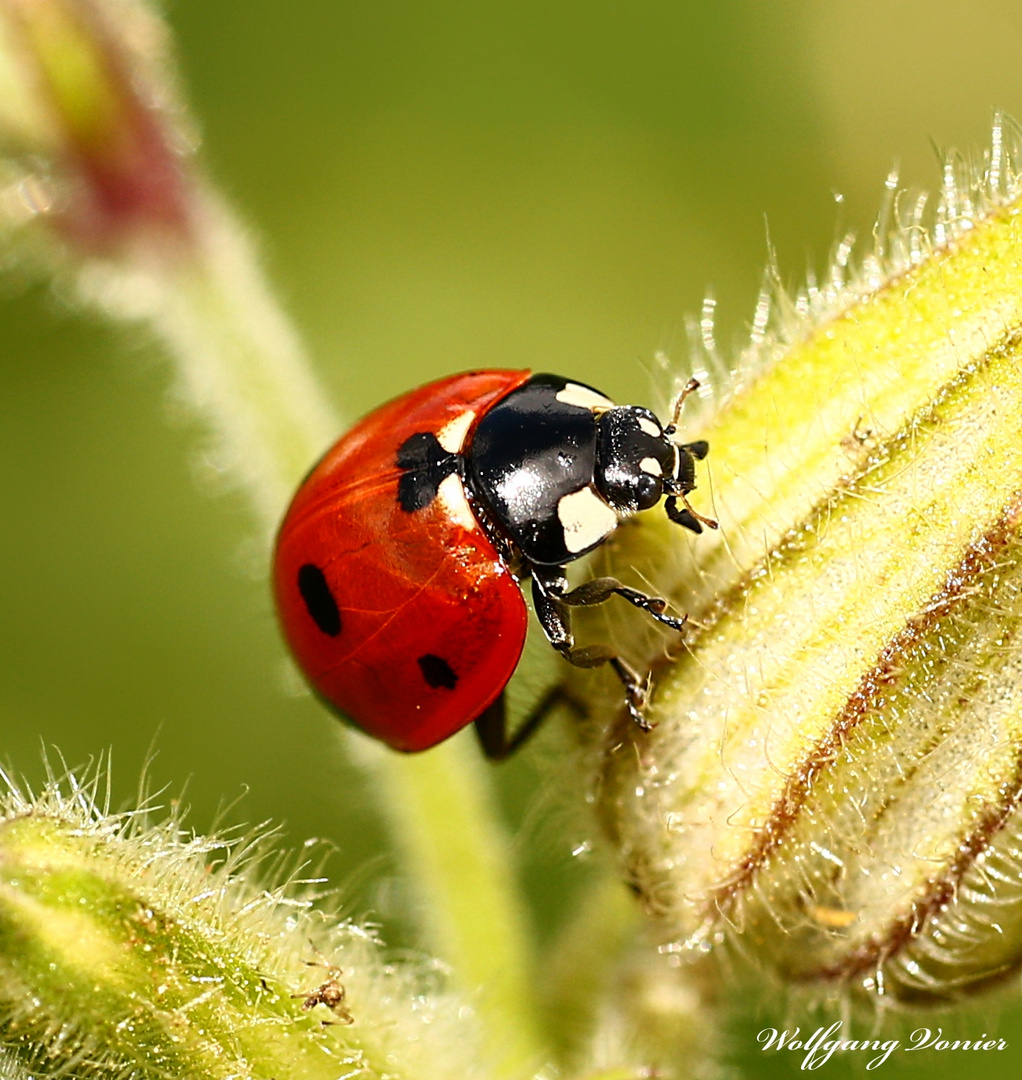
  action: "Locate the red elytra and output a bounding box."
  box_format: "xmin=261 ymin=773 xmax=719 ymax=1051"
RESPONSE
xmin=273 ymin=370 xmax=532 ymax=752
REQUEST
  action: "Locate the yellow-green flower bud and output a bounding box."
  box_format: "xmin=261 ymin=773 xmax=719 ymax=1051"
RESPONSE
xmin=594 ymin=119 xmax=1022 ymax=1007
xmin=0 ymin=773 xmax=491 ymax=1080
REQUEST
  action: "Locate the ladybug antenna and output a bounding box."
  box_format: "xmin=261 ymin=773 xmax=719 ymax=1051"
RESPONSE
xmin=663 ymin=377 xmax=700 ymax=437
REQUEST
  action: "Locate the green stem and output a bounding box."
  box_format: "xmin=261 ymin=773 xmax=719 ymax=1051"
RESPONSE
xmin=363 ymin=737 xmax=544 ymax=1076
xmin=94 ymin=187 xmax=546 ymax=1076
xmin=539 ymin=870 xmax=637 ymax=1065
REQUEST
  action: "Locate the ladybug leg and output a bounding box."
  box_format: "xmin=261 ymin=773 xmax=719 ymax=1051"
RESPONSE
xmin=531 ymin=569 xmax=649 ymax=727
xmin=473 ymin=686 xmax=574 ymax=761
xmin=664 ymin=495 xmax=703 ymax=533
xmin=566 ymin=646 xmax=650 ymax=730
xmin=557 ymin=576 xmax=686 ymax=632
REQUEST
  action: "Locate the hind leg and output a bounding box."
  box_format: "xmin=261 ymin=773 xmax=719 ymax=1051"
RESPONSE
xmin=473 ymin=685 xmax=573 ymax=761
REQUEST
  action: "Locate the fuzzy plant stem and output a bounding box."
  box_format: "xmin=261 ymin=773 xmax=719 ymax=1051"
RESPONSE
xmin=84 ymin=191 xmax=546 ymax=1078
xmin=0 ymin=0 xmax=544 ymax=1070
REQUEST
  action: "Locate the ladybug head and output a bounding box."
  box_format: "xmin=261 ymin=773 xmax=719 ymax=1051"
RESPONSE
xmin=595 ymin=403 xmax=711 ymax=524
xmin=594 ymin=406 xmax=678 ymax=513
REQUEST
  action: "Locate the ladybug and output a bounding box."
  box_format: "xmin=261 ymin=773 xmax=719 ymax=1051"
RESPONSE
xmin=273 ymin=370 xmax=713 ymax=757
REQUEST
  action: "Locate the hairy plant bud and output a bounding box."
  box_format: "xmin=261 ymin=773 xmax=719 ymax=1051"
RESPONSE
xmin=594 ymin=118 xmax=1022 ymax=1006
xmin=0 ymin=770 xmax=490 ymax=1080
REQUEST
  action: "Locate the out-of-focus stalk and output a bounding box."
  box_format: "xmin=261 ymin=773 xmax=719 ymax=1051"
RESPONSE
xmin=0 ymin=3 xmax=542 ymax=1075
xmin=1 ymin=0 xmax=336 ymax=518
xmin=0 ymin=0 xmax=191 ymax=254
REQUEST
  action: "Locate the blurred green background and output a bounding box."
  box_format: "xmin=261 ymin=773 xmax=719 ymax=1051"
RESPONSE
xmin=4 ymin=1 xmax=1022 ymax=1075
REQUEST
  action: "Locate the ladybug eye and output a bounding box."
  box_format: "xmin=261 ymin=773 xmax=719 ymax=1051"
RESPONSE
xmin=633 ymin=472 xmax=661 ymax=509
xmin=596 ymin=460 xmax=663 ymax=511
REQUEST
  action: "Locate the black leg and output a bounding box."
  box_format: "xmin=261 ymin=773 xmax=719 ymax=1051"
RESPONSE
xmin=555 ymin=576 xmax=686 ymax=632
xmin=473 ymin=686 xmax=573 ymax=761
xmin=531 ymin=568 xmax=651 ymax=727
xmin=530 ymin=570 xmax=573 ymax=649
xmin=660 ymin=377 xmax=714 ymax=532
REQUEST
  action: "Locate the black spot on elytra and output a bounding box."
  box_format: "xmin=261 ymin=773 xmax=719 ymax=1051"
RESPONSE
xmin=397 ymin=432 xmax=459 ymax=512
xmin=297 ymin=563 xmax=342 ymax=636
xmin=417 ymin=654 xmax=458 ymax=690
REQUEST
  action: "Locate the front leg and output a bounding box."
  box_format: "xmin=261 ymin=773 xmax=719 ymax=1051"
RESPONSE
xmin=555 ymin=576 xmax=686 ymax=633
xmin=664 ymin=495 xmax=703 ymax=533
xmin=665 ymin=494 xmax=718 ymax=533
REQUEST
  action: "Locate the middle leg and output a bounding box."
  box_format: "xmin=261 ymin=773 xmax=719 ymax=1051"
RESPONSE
xmin=531 ymin=566 xmax=653 ymax=728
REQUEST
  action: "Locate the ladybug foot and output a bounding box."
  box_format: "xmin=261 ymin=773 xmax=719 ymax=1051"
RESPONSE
xmin=558 ymin=646 xmax=652 ymax=729
xmin=608 ymin=656 xmax=654 ymax=731
xmin=629 ymin=704 xmax=656 ymax=732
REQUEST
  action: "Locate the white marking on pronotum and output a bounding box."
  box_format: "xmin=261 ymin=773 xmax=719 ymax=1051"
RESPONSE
xmin=638 ymin=416 xmax=661 ymax=438
xmin=557 ymin=486 xmax=618 ymax=554
xmin=437 ymin=473 xmax=477 ymax=531
xmin=436 ymin=410 xmax=477 ymax=453
xmin=640 ymin=456 xmax=662 ymax=476
xmin=555 ymin=383 xmax=615 ymax=411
